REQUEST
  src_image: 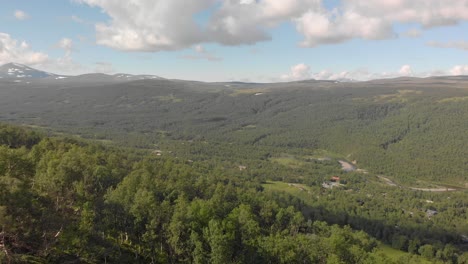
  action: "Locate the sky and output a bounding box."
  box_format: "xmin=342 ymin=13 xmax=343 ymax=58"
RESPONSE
xmin=0 ymin=0 xmax=467 ymax=82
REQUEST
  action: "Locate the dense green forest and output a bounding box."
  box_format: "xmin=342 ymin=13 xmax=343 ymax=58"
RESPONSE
xmin=0 ymin=76 xmax=467 ymax=263
xmin=0 ymin=124 xmax=467 ymax=263
xmin=1 ymin=77 xmax=467 ymax=186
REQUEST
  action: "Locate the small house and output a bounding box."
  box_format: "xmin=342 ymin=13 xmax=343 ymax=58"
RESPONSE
xmin=322 ymin=181 xmax=340 ymax=189
xmin=331 ymin=176 xmax=340 ymax=182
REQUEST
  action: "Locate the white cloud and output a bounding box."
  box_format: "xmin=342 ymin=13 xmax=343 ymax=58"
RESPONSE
xmin=14 ymin=10 xmax=29 ymax=20
xmin=0 ymin=32 xmax=86 ymax=75
xmin=295 ymin=9 xmax=395 ymax=47
xmin=76 ymin=0 xmax=215 ymax=51
xmin=57 ymin=38 xmax=74 ymax=56
xmin=0 ymin=33 xmax=48 ymax=65
xmin=290 ymin=63 xmax=311 ymax=79
xmin=295 ymin=0 xmax=468 ymax=47
xmin=0 ymin=33 xmax=83 ymax=75
xmin=339 ymin=0 xmax=468 ymax=28
xmin=279 ymin=64 xmax=387 ymax=82
xmin=399 ymin=65 xmax=413 ymax=76
xmin=450 ymin=65 xmax=468 ymax=75
xmin=278 ymin=64 xmax=450 ymax=82
xmin=280 ymin=63 xmax=311 ymax=81
xmin=38 ymin=38 xmax=85 ymax=74
xmin=40 ymin=56 xmax=85 ymax=75
xmin=194 ymin=45 xmax=206 ymax=53
xmin=427 ymin=40 xmax=468 ymax=50
xmin=240 ymin=0 xmax=255 ymax=4
xmin=208 ymin=0 xmax=320 ymax=46
xmin=76 ymin=0 xmax=468 ymax=51
xmin=315 ymin=69 xmax=376 ymax=81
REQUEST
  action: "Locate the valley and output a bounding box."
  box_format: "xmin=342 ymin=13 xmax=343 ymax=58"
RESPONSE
xmin=0 ymin=64 xmax=467 ymax=263
xmin=2 ymin=1 xmax=468 ymax=263
xmin=1 ymin=71 xmax=467 ymax=186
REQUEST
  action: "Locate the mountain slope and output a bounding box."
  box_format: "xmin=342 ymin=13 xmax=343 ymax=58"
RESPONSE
xmin=0 ymin=63 xmax=56 ymax=78
xmin=0 ymin=71 xmax=467 ymax=185
xmin=0 ymin=62 xmax=164 ymax=85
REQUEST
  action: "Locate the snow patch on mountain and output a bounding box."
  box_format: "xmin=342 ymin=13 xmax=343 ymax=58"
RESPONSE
xmin=0 ymin=63 xmax=55 ymax=79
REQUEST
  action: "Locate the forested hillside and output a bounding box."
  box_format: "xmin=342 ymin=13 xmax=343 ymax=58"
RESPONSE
xmin=0 ymin=77 xmax=467 ymax=185
xmin=0 ymin=124 xmax=467 ymax=263
xmin=0 ymin=76 xmax=467 ymax=263
xmin=1 ymin=0 xmax=467 ymax=263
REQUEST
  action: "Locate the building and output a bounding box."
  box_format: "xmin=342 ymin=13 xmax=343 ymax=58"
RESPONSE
xmin=331 ymin=176 xmax=340 ymax=182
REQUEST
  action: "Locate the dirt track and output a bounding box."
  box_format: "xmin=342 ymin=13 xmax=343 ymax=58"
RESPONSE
xmin=409 ymin=187 xmax=456 ymax=192
xmin=338 ymin=160 xmax=356 ymax=172
xmin=378 ymin=175 xmax=458 ymax=192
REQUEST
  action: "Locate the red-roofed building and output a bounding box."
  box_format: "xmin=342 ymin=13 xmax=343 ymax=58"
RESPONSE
xmin=331 ymin=176 xmax=340 ymax=182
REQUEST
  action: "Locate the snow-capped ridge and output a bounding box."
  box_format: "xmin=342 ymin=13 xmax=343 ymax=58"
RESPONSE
xmin=0 ymin=63 xmax=164 ymax=82
xmin=0 ymin=62 xmax=55 ymax=79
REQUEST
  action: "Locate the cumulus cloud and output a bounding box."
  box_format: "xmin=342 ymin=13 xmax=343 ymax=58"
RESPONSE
xmin=208 ymin=0 xmax=321 ymax=46
xmin=0 ymin=32 xmax=87 ymax=75
xmin=75 ymin=0 xmax=214 ymax=51
xmin=427 ymin=40 xmax=468 ymax=50
xmin=0 ymin=33 xmax=48 ymax=65
xmin=280 ymin=64 xmax=381 ymax=82
xmin=278 ymin=64 xmax=453 ymax=82
xmin=37 ymin=37 xmax=87 ymax=74
xmin=295 ymin=0 xmax=468 ymax=47
xmin=57 ymin=38 xmax=75 ymax=56
xmin=76 ymin=0 xmax=468 ymax=51
xmin=194 ymin=45 xmax=206 ymax=54
xmin=14 ymin=10 xmax=29 ymax=20
xmin=280 ymin=63 xmax=311 ymax=81
xmin=399 ymin=65 xmax=413 ymax=76
xmin=295 ymin=9 xmax=395 ymax=47
xmin=450 ymin=65 xmax=468 ymax=75
xmin=41 ymin=56 xmax=85 ymax=75
xmin=339 ymin=0 xmax=468 ymax=28
xmin=76 ymin=0 xmax=317 ymax=50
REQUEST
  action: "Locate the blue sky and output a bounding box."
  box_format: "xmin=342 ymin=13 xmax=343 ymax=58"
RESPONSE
xmin=1 ymin=0 xmax=467 ymax=82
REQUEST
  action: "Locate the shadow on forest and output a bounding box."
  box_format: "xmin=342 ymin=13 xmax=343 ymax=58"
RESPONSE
xmin=270 ymin=190 xmax=467 ymax=251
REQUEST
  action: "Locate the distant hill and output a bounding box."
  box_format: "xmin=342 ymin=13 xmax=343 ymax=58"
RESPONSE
xmin=0 ymin=62 xmax=57 ymax=79
xmin=0 ymin=65 xmax=467 ymax=185
xmin=0 ymin=62 xmax=163 ymax=84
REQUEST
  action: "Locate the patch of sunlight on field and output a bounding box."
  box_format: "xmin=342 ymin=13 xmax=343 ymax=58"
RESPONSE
xmin=229 ymin=89 xmax=265 ymax=96
xmin=270 ymin=155 xmax=306 ymax=168
xmin=376 ymin=245 xmax=433 ymax=263
xmin=438 ymin=96 xmax=468 ymax=103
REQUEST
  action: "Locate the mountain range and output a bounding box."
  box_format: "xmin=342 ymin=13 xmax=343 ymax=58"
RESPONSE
xmin=0 ymin=62 xmax=163 ymax=83
xmin=0 ymin=62 xmax=467 ymax=186
xmin=0 ymin=62 xmax=57 ymax=79
xmin=2 ymin=62 xmax=468 ymax=85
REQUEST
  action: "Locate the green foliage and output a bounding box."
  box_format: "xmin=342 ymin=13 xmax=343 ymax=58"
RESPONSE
xmin=0 ymin=122 xmax=466 ymax=263
xmin=2 ymin=79 xmax=467 ymax=185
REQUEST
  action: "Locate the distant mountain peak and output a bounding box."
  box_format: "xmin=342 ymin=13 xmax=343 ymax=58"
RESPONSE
xmin=0 ymin=63 xmax=164 ymax=82
xmin=0 ymin=62 xmax=55 ymax=79
xmin=4 ymin=62 xmax=26 ymax=68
